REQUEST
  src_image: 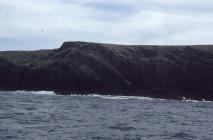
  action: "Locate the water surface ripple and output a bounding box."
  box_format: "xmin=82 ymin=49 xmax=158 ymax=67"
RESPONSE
xmin=0 ymin=91 xmax=213 ymax=140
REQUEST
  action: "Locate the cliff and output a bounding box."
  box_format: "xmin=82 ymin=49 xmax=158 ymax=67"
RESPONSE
xmin=0 ymin=41 xmax=213 ymax=100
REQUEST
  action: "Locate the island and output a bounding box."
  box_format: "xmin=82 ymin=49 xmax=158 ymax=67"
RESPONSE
xmin=0 ymin=41 xmax=213 ymax=101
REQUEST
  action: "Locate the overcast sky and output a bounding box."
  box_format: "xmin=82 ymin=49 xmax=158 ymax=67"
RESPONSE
xmin=1 ymin=0 xmax=213 ymax=50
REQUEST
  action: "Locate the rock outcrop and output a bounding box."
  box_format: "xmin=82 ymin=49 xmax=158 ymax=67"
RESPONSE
xmin=0 ymin=41 xmax=213 ymax=100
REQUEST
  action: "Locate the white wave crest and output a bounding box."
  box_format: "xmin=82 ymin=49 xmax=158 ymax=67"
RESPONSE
xmin=69 ymin=94 xmax=155 ymax=100
xmin=181 ymin=98 xmax=212 ymax=103
xmin=14 ymin=90 xmax=55 ymax=95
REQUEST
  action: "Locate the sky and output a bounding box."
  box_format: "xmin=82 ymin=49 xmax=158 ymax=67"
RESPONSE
xmin=0 ymin=0 xmax=213 ymax=50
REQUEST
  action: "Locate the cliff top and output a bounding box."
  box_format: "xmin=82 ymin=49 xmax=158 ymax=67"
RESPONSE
xmin=0 ymin=41 xmax=212 ymax=67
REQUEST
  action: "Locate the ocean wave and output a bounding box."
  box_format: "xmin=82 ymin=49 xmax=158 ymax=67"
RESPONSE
xmin=23 ymin=91 xmax=55 ymax=95
xmin=0 ymin=90 xmax=212 ymax=102
xmin=69 ymin=94 xmax=155 ymax=100
xmin=68 ymin=94 xmax=212 ymax=102
xmin=181 ymin=99 xmax=212 ymax=103
xmin=3 ymin=90 xmax=56 ymax=95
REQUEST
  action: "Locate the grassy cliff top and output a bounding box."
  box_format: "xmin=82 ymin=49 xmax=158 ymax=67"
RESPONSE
xmin=0 ymin=41 xmax=212 ymax=67
xmin=0 ymin=49 xmax=53 ymax=67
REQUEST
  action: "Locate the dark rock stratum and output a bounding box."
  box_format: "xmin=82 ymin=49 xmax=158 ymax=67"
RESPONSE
xmin=0 ymin=41 xmax=213 ymax=100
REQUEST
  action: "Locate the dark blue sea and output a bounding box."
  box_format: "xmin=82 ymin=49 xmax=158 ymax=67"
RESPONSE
xmin=0 ymin=91 xmax=213 ymax=140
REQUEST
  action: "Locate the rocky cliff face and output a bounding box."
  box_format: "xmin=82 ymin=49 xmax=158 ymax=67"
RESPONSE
xmin=0 ymin=41 xmax=213 ymax=100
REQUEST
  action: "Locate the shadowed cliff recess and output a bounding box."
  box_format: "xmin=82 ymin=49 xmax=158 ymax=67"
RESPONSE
xmin=0 ymin=41 xmax=213 ymax=101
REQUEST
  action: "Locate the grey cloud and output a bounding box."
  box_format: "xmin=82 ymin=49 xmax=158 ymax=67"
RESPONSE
xmin=1 ymin=0 xmax=213 ymax=50
xmin=84 ymin=2 xmax=137 ymax=21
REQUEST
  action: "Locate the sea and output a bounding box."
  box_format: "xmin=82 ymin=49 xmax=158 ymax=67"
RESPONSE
xmin=0 ymin=91 xmax=213 ymax=140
